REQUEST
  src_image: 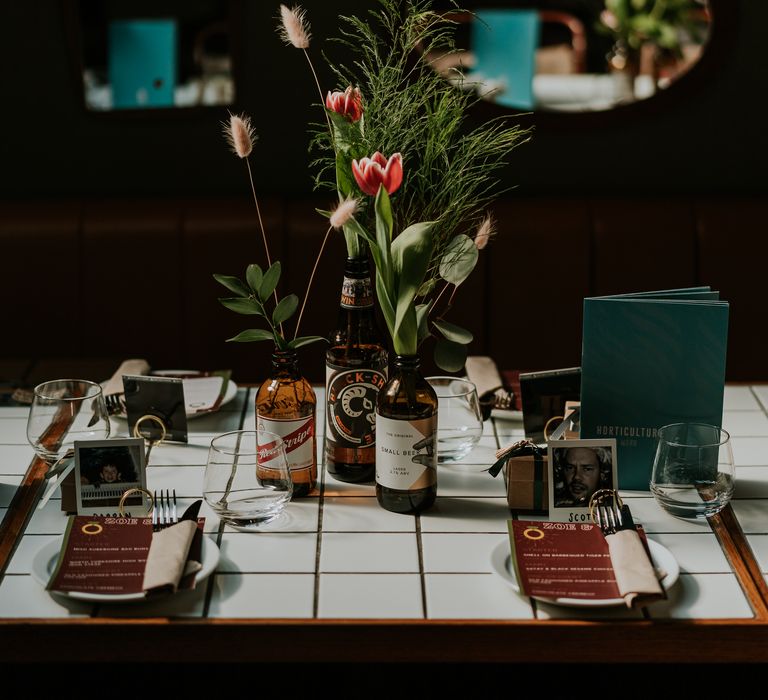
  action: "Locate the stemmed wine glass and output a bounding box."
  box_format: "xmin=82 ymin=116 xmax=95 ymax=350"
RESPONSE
xmin=26 ymin=379 xmax=111 ymax=476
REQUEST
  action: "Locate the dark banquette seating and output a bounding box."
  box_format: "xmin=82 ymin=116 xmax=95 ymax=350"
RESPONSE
xmin=1 ymin=196 xmax=765 ymax=386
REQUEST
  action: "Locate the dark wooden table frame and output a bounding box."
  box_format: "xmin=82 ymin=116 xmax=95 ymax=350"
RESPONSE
xmin=3 ymin=438 xmax=768 ymax=664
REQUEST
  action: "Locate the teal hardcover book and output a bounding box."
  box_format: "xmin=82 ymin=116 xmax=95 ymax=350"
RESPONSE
xmin=580 ymin=287 xmax=729 ymax=491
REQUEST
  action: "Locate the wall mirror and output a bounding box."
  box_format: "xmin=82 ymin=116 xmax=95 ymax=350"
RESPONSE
xmin=428 ymin=1 xmax=713 ymax=113
xmin=67 ymin=0 xmax=240 ymax=113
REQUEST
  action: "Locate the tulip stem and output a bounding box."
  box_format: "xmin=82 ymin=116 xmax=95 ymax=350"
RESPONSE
xmin=295 ymin=224 xmax=333 ymax=340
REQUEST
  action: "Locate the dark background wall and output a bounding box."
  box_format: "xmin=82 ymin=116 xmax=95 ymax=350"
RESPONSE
xmin=0 ymin=1 xmax=765 ymax=384
xmin=0 ymin=0 xmax=764 ymax=200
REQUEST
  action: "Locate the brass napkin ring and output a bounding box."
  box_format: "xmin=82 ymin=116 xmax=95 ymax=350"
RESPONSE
xmin=118 ymin=487 xmax=154 ymax=517
xmin=133 ymin=414 xmax=167 ymax=444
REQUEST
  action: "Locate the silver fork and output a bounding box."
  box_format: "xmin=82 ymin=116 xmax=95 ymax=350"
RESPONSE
xmin=104 ymin=393 xmax=125 ymax=416
xmin=590 ymin=489 xmax=625 ymax=535
xmin=152 ymin=489 xmax=178 ymax=531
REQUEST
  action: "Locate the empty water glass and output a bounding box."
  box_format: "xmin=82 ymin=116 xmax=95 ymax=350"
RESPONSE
xmin=650 ymin=422 xmax=734 ymax=520
xmin=427 ymin=376 xmax=483 ymax=463
xmin=27 ymin=379 xmax=111 ymax=467
xmin=204 ymin=430 xmax=293 ymax=530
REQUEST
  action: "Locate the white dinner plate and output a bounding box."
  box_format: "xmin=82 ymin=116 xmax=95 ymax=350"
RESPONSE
xmin=110 ymin=370 xmax=238 ymax=420
xmin=490 ymin=537 xmax=679 ymax=608
xmin=31 ymin=534 xmax=220 ymax=603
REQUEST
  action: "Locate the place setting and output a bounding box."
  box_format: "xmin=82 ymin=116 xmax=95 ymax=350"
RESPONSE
xmin=100 ymin=359 xmax=238 ymax=421
xmin=26 ymin=394 xmax=224 ymax=605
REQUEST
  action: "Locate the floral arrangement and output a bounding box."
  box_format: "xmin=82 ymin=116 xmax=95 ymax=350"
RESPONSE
xmin=280 ymin=0 xmax=527 ymax=370
xmin=215 ymin=1 xmax=527 ymax=370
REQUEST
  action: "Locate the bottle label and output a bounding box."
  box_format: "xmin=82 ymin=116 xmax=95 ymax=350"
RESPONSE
xmin=375 ymin=414 xmax=437 ymax=490
xmin=341 ymin=276 xmax=374 ymax=309
xmin=326 ymin=367 xmax=387 ymax=447
xmin=256 ymin=414 xmax=314 ymax=473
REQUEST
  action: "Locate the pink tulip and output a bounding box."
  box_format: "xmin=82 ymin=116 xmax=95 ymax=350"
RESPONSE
xmin=351 ymin=152 xmax=403 ymax=196
xmin=325 ymin=86 xmax=363 ymax=123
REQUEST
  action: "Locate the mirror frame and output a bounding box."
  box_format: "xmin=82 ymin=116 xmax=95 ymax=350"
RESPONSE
xmin=62 ymin=0 xmax=246 ymax=119
xmin=453 ymin=0 xmax=737 ymax=129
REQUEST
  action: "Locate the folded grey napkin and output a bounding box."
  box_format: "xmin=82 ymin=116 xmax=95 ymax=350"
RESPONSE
xmin=465 ymin=355 xmax=504 ymax=399
xmin=142 ymin=520 xmax=202 ymax=594
xmin=102 ymin=358 xmax=150 ymax=396
xmin=605 ymin=529 xmax=665 ymax=609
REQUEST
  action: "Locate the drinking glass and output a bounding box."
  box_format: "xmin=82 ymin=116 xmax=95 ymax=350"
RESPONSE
xmin=427 ymin=376 xmax=483 ymax=463
xmin=650 ymin=422 xmax=734 ymax=519
xmin=27 ymin=379 xmax=111 ymax=467
xmin=204 ymin=430 xmax=293 ymax=530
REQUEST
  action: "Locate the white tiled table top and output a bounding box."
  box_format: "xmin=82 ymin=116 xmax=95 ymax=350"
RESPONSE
xmin=2 ymin=385 xmax=768 ymax=622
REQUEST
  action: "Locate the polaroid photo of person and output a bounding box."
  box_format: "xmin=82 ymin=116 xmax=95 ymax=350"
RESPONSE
xmin=74 ymin=438 xmax=148 ymax=516
xmin=547 ymin=438 xmax=618 ymax=523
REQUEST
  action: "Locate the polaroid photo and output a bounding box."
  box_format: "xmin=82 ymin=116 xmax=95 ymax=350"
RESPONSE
xmin=123 ymin=374 xmax=188 ymax=443
xmin=547 ymin=438 xmax=618 ymax=524
xmin=74 ymin=438 xmax=147 ymax=516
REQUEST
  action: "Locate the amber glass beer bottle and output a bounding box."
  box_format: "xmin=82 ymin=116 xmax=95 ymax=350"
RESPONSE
xmin=256 ymin=349 xmax=317 ymax=497
xmin=325 ymin=257 xmax=388 ymax=482
xmin=375 ymin=354 xmax=438 ymax=514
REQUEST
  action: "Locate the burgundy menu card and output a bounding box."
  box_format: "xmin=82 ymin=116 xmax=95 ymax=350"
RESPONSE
xmin=508 ymin=520 xmax=649 ymax=600
xmin=48 ymin=515 xmax=203 ymax=595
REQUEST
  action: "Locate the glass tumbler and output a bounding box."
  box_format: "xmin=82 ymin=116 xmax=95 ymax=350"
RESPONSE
xmin=650 ymin=422 xmax=734 ymax=519
xmin=204 ymin=430 xmax=293 ymax=530
xmin=427 ymin=376 xmax=483 ymax=463
xmin=27 ymin=379 xmax=111 ymax=467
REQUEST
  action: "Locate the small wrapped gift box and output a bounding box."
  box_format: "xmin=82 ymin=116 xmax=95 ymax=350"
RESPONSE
xmin=490 ymin=440 xmax=548 ymax=513
xmin=504 ymin=452 xmax=549 ymax=512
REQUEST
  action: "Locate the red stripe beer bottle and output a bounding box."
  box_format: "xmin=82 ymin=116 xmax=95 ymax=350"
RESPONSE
xmin=256 ymin=350 xmax=317 ymax=497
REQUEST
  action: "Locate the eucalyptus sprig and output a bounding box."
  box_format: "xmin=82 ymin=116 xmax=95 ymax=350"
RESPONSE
xmin=214 ymin=262 xmax=325 ymax=351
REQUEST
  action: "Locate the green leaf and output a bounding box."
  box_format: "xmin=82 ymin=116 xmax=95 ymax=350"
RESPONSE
xmin=226 ymin=329 xmax=275 ymax=343
xmin=391 ymin=221 xmax=435 ymax=339
xmin=336 ymin=149 xmax=356 ymax=200
xmin=416 ymin=278 xmax=437 ymax=298
xmin=218 ymin=297 xmax=263 ymax=315
xmin=259 ymin=262 xmax=281 ymax=301
xmin=439 ymin=235 xmax=478 ymax=286
xmin=328 ymin=110 xmax=363 ymax=154
xmin=416 ymin=303 xmax=431 ymax=342
xmin=213 ymin=274 xmax=250 ymax=297
xmin=343 ymin=216 xmax=377 ymax=248
xmin=375 ymin=270 xmax=396 ymax=338
xmin=246 ymin=264 xmax=263 ymax=293
xmin=287 ymin=335 xmax=327 ymax=349
xmin=432 ymin=319 xmax=473 ymax=345
xmin=273 ymin=294 xmax=299 ymax=325
xmin=434 ymin=338 xmax=468 ymax=373
xmin=393 ymin=305 xmax=418 ymax=356
xmin=375 ymin=186 xmax=394 ymax=290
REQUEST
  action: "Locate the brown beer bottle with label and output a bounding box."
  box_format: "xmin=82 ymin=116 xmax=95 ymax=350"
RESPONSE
xmin=325 ymin=257 xmax=388 ymax=482
xmin=375 ymin=354 xmax=438 ymax=513
xmin=256 ymin=349 xmax=317 ymax=497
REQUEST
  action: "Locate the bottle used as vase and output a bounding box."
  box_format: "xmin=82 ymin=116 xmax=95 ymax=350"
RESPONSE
xmin=256 ymin=349 xmax=317 ymax=497
xmin=325 ymin=257 xmax=388 ymax=482
xmin=375 ymin=354 xmax=438 ymax=514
